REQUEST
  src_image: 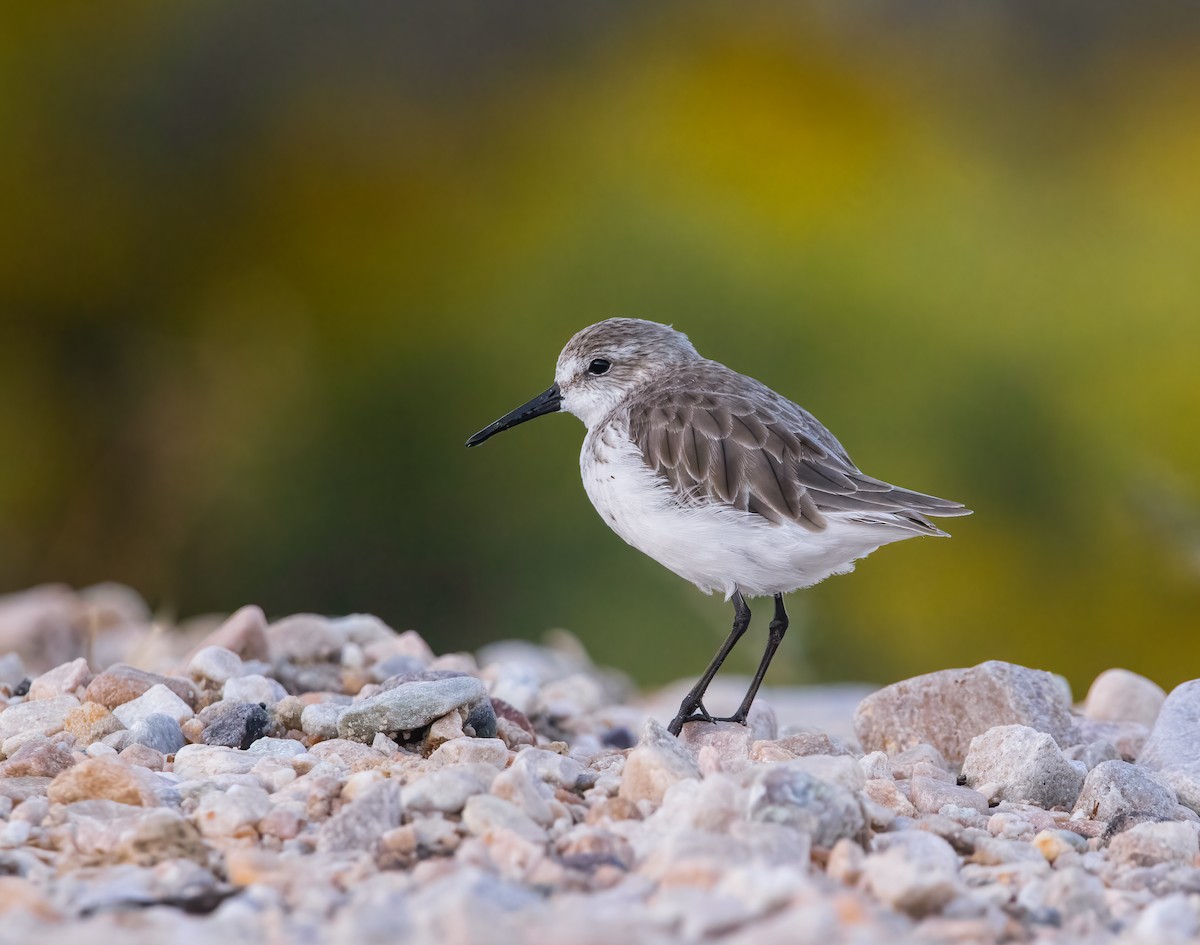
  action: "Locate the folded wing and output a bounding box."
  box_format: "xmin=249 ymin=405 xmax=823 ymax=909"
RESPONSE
xmin=626 ymin=366 xmax=971 ymax=532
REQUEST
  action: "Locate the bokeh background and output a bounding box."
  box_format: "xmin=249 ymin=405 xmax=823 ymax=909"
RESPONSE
xmin=3 ymin=2 xmax=1199 ymax=696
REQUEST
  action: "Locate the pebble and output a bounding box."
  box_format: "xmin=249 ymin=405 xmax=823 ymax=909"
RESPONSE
xmin=1072 ymin=759 xmax=1179 ymax=826
xmin=909 ymin=775 xmax=989 ymax=815
xmin=428 ymin=736 xmax=509 ymax=769
xmin=186 ymin=645 xmax=245 ymax=686
xmin=111 ymin=684 xmax=194 ymax=728
xmin=961 ymin=724 xmax=1084 ymax=809
xmin=27 ymin=657 xmax=92 ymax=700
xmin=747 ymin=764 xmax=866 ymax=847
xmin=199 ymin=701 xmax=271 ymax=749
xmin=337 ymin=675 xmax=488 ymax=742
xmin=1 ymin=595 xmax=1198 ymax=945
xmin=46 ymin=756 xmax=169 ymax=807
xmin=317 ymin=781 xmax=404 ymax=853
xmin=223 ymin=673 xmax=288 ymax=705
xmin=0 ymin=738 xmax=76 ymax=778
xmin=402 ymin=763 xmax=498 ymax=814
xmin=1107 ymin=821 xmax=1199 ymax=867
xmin=84 ymin=664 xmax=197 ymax=710
xmin=0 ymin=694 xmax=79 ymax=741
xmin=63 ymin=701 xmax=125 ymax=745
xmin=618 ymin=719 xmax=701 ymax=805
xmin=194 ymin=783 xmax=271 ymax=837
xmin=301 ymin=703 xmax=344 ymax=740
xmin=128 ymin=713 xmax=186 ymax=755
xmin=187 ymin=604 xmax=271 ymax=662
xmin=462 ymin=794 xmax=548 ymax=844
xmin=1138 ymin=679 xmax=1200 ymax=812
xmin=853 ymin=660 xmax=1076 ymax=763
xmin=863 ymin=831 xmax=961 ymax=916
xmin=1084 ymin=668 xmax=1166 ymax=726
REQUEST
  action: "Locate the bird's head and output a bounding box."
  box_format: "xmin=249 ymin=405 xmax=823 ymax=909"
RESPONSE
xmin=465 ymin=318 xmax=700 ymax=445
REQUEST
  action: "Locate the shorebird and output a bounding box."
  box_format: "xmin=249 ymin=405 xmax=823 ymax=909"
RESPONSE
xmin=467 ymin=318 xmax=970 ymax=736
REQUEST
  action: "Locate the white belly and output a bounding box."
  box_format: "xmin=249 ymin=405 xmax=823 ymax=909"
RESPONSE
xmin=580 ymin=426 xmax=915 ymax=599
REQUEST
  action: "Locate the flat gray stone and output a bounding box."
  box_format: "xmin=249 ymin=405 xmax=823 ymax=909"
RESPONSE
xmin=337 ymin=675 xmax=488 ymax=743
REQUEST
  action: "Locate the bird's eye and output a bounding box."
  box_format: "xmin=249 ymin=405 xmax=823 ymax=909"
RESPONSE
xmin=588 ymin=358 xmax=611 ymax=376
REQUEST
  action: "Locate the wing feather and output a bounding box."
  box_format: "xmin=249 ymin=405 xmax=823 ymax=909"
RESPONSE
xmin=626 ymin=362 xmax=970 ymax=529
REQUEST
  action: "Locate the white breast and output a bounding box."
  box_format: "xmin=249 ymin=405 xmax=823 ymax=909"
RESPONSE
xmin=580 ymin=423 xmax=917 ymax=599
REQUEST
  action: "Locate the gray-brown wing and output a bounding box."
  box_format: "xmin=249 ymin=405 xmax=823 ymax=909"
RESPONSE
xmin=626 ymin=370 xmax=970 ymax=532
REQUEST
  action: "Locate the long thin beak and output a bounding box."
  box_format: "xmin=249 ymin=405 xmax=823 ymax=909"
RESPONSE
xmin=465 ymin=384 xmax=562 ymax=447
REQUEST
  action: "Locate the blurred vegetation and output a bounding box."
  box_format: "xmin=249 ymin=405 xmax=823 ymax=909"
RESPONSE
xmin=2 ymin=2 xmax=1199 ymax=696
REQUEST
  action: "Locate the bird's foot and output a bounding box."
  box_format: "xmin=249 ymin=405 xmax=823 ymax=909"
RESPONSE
xmin=667 ymin=701 xmax=716 ymax=736
xmin=709 ymin=712 xmax=748 ymax=725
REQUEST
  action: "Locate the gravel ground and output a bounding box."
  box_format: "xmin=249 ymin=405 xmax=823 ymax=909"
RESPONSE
xmin=0 ymin=584 xmax=1198 ymax=944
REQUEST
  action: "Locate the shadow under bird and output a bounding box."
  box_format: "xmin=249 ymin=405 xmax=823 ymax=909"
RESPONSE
xmin=467 ymin=318 xmax=970 ymax=736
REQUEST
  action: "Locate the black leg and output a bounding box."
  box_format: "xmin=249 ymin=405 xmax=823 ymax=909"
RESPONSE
xmin=667 ymin=590 xmax=751 ymax=736
xmin=716 ymin=594 xmax=788 ymax=725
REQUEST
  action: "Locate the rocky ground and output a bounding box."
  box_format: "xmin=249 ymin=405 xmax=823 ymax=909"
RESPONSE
xmin=1 ymin=585 xmax=1199 ymax=944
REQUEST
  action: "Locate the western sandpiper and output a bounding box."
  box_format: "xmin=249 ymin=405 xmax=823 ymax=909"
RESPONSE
xmin=467 ymin=318 xmax=970 ymax=736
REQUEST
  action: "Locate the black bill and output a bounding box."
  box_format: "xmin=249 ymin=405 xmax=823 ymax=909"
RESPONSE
xmin=465 ymin=384 xmax=562 ymax=447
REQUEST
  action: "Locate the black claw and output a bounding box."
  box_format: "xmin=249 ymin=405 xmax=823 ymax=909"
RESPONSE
xmin=668 ymin=701 xmax=717 ymax=736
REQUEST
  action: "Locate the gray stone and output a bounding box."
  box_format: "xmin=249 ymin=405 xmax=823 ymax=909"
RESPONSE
xmin=128 ymin=714 xmax=186 ymax=755
xmin=464 ymin=697 xmax=497 ymax=738
xmin=747 ymin=764 xmax=865 ymax=847
xmin=0 ymin=694 xmax=79 ymax=741
xmin=1084 ymin=668 xmax=1166 ymax=726
xmin=1139 ymin=679 xmax=1200 ymax=812
xmin=223 ymin=674 xmax=288 ymax=705
xmin=317 ymin=781 xmax=404 ymax=853
xmin=962 ymin=724 xmax=1084 ymax=809
xmin=1072 ymin=759 xmax=1178 ymax=826
xmin=111 ymin=684 xmax=193 ymax=728
xmin=854 ymin=660 xmax=1076 ymax=763
xmin=618 ymin=718 xmax=701 ymax=805
xmin=1108 ymin=820 xmax=1199 ymax=867
xmin=338 ymin=675 xmax=488 ymax=742
xmin=863 ymin=831 xmax=961 ymax=916
xmin=199 ymin=702 xmax=272 ymax=750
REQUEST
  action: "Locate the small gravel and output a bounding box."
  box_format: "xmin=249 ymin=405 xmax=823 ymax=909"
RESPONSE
xmin=0 ymin=584 xmax=1197 ymax=944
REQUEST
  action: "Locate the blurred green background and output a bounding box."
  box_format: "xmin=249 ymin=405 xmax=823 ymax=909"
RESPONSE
xmin=3 ymin=3 xmax=1199 ymax=695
